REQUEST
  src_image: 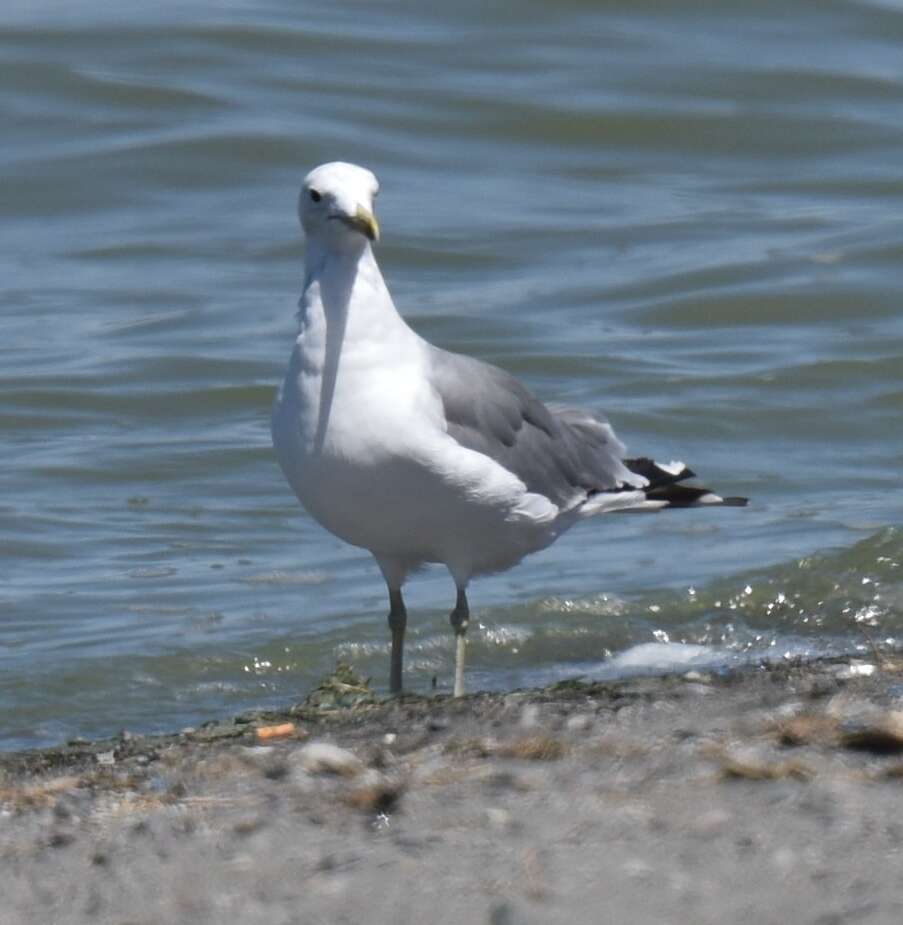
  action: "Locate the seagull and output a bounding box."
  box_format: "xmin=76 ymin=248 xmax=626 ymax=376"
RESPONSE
xmin=272 ymin=161 xmax=747 ymax=697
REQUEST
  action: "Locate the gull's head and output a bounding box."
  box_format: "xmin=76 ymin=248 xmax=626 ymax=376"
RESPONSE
xmin=299 ymin=161 xmax=380 ymax=249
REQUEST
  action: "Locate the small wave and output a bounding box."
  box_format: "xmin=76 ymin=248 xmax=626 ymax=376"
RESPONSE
xmin=241 ymin=570 xmax=332 ymax=586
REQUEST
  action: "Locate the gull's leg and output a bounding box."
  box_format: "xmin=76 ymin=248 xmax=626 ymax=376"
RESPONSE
xmin=449 ymin=587 xmax=469 ymax=697
xmin=387 ymin=587 xmax=407 ymax=695
xmin=375 ymin=556 xmax=410 ymax=695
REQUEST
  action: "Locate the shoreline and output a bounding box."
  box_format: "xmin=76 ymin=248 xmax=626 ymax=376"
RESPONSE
xmin=4 ymin=653 xmax=903 ymax=923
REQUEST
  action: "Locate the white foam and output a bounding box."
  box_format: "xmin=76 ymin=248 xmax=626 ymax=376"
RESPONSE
xmin=609 ymin=641 xmax=714 ymax=671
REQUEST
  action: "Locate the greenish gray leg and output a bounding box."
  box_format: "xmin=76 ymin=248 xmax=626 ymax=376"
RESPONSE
xmin=388 ymin=588 xmax=407 ymax=695
xmin=449 ymin=587 xmax=469 ymax=697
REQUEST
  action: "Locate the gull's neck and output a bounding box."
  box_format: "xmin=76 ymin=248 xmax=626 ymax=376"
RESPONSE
xmin=303 ymin=234 xmax=368 ymax=285
xmin=298 ymin=235 xmax=415 ymax=454
xmin=301 ymin=237 xmax=406 ymax=336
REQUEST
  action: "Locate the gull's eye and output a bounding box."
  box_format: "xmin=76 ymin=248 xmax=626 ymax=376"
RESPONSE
xmin=309 ymin=189 xmax=322 ymax=203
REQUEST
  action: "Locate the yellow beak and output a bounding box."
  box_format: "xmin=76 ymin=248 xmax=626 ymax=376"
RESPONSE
xmin=344 ymin=205 xmax=380 ymax=242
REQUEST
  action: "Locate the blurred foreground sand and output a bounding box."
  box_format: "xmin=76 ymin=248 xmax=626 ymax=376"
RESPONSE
xmin=4 ymin=657 xmax=903 ymax=924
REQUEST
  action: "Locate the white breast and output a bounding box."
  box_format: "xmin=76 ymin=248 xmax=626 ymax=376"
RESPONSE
xmin=272 ymin=254 xmax=563 ymax=577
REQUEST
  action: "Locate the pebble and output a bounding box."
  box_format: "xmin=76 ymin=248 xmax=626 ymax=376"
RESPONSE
xmin=717 ymin=745 xmax=810 ymax=781
xmin=825 ymin=695 xmax=879 ymax=721
xmin=771 ymin=846 xmax=797 ymax=873
xmin=242 ymin=745 xmax=275 ymax=758
xmin=566 ymin=714 xmax=593 ymax=732
xmin=691 ymin=809 xmax=733 ymax=837
xmin=488 ymin=902 xmax=516 ymax=925
xmin=53 ymin=799 xmax=77 ymax=822
xmin=295 ymin=741 xmax=364 ymax=777
xmin=47 ymin=830 xmax=76 ymax=849
xmin=345 ymin=769 xmax=402 ymax=813
xmin=238 ymin=745 xmax=286 ymax=778
xmin=622 ymin=857 xmax=654 ymax=880
xmin=773 ymin=701 xmax=806 ymax=719
xmin=485 ymin=807 xmax=515 ymax=833
xmin=835 ymin=662 xmax=876 ymax=679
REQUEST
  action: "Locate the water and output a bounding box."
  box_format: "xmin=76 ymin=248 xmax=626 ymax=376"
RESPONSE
xmin=2 ymin=0 xmax=902 ymax=751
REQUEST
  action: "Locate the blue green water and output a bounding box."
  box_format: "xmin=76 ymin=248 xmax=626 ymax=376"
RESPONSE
xmin=2 ymin=0 xmax=902 ymax=749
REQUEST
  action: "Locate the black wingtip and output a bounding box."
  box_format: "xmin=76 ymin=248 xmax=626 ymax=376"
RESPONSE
xmin=624 ymin=457 xmax=748 ymax=509
xmin=624 ymin=457 xmax=695 ymax=487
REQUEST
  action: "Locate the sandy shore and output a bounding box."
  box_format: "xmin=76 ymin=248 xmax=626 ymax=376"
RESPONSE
xmin=4 ymin=655 xmax=903 ymax=924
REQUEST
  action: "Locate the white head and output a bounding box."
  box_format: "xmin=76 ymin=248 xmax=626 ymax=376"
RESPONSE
xmin=299 ymin=161 xmax=380 ymax=250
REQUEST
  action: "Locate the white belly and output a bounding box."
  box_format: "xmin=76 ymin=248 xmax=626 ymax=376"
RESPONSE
xmin=271 ymin=342 xmax=562 ymax=575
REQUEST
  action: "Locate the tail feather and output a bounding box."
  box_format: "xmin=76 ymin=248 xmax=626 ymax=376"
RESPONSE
xmin=642 ymin=483 xmax=747 ymax=508
xmin=584 ymin=456 xmax=748 ymax=513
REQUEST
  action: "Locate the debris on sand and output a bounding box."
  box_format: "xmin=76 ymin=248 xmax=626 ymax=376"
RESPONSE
xmin=301 ymin=661 xmax=376 ymax=710
xmin=7 ymin=655 xmax=903 ymax=923
xmin=772 ymin=712 xmax=841 ymax=747
xmin=840 ymin=711 xmax=903 ymax=755
xmin=708 ymin=744 xmax=812 ymax=781
xmin=496 ymin=734 xmax=567 ymax=762
xmin=255 ymin=722 xmax=302 ymax=742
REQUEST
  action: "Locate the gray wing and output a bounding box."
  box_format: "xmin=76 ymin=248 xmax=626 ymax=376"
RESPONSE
xmin=426 ymin=346 xmax=642 ymax=508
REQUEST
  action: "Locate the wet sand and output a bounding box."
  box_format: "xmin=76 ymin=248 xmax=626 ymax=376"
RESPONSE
xmin=4 ymin=656 xmax=903 ymax=925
